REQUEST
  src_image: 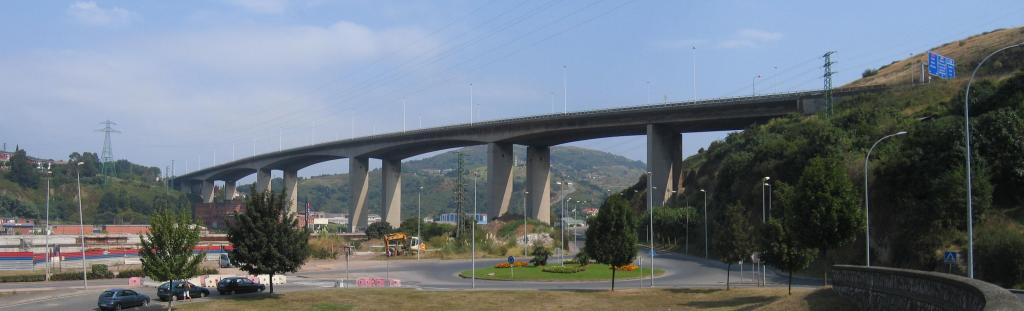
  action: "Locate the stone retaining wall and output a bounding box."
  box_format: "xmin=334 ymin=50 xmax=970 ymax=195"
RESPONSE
xmin=830 ymin=265 xmax=1024 ymax=311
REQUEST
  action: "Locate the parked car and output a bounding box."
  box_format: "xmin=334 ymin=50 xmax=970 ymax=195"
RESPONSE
xmin=219 ymin=254 xmax=233 ymax=268
xmin=157 ymin=281 xmax=210 ymax=301
xmin=217 ymin=277 xmax=266 ymax=295
xmin=97 ymin=288 xmax=149 ymax=310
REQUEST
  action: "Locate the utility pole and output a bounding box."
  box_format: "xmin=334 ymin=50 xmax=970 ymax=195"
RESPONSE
xmin=454 ymin=152 xmax=467 ymax=238
xmin=562 ymin=65 xmax=568 ymax=114
xmin=823 ymin=51 xmax=837 ymax=117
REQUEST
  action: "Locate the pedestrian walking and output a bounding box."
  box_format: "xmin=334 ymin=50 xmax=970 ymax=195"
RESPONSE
xmin=183 ymin=281 xmax=192 ymax=301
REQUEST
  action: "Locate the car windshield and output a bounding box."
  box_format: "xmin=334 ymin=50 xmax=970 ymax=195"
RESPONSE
xmin=101 ymin=291 xmax=115 ymax=298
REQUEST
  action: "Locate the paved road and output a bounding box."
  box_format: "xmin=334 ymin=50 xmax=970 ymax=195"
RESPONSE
xmin=0 ymin=243 xmax=821 ymax=310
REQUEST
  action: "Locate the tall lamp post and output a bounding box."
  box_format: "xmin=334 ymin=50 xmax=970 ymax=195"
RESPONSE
xmin=963 ymin=42 xmax=1023 ymax=278
xmin=701 ymin=189 xmax=708 ymax=259
xmin=864 ymin=131 xmax=907 ymax=267
xmin=523 ymin=190 xmax=529 ymax=257
xmin=75 ymin=162 xmax=88 ymax=289
xmin=646 ymin=171 xmax=655 ymax=287
xmin=761 ymin=176 xmax=769 ymax=286
xmin=472 ymin=176 xmax=477 ymax=288
xmin=39 ymin=163 xmax=52 ymax=281
xmin=417 ymin=186 xmax=423 ymax=261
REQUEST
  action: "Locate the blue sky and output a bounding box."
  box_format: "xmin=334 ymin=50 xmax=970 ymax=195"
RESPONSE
xmin=1 ymin=0 xmax=1021 ymax=178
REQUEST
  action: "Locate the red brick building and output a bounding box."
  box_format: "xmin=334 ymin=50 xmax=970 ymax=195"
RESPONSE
xmin=102 ymin=225 xmax=150 ymax=235
xmin=193 ymin=201 xmax=246 ymax=230
xmin=52 ymin=225 xmax=98 ymax=235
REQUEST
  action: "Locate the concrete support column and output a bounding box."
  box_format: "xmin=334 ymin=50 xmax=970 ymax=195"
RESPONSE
xmin=189 ymin=182 xmax=202 ymax=197
xmin=284 ymin=169 xmax=299 ymax=216
xmin=526 ymin=146 xmax=552 ymax=224
xmin=349 ymin=157 xmax=370 ymax=233
xmin=672 ymin=133 xmax=684 ymax=193
xmin=224 ymin=180 xmax=237 ymax=201
xmin=647 ymin=124 xmax=676 ymax=208
xmin=487 ymin=143 xmax=515 ymax=219
xmin=381 ymin=159 xmax=402 ymax=228
xmin=255 ymin=168 xmax=272 ymax=193
xmin=200 ymin=180 xmax=215 ymax=203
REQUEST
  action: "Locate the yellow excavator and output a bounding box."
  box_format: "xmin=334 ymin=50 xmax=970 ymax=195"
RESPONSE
xmin=383 ymin=232 xmax=426 ymax=256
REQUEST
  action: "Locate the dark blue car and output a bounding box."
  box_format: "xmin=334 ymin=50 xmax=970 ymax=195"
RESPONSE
xmin=97 ymin=288 xmax=150 ymax=310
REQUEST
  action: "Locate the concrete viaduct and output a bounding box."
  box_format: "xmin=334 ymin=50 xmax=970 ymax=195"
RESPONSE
xmin=172 ymin=87 xmax=881 ymax=232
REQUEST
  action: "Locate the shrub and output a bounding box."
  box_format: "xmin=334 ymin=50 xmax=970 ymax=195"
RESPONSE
xmin=309 ymin=236 xmax=343 ymax=259
xmin=513 ymin=261 xmax=529 ymax=268
xmin=495 ymin=262 xmax=511 ymax=268
xmin=89 ymin=264 xmax=114 ymax=279
xmin=573 ymin=251 xmax=591 ymax=266
xmin=0 ymin=274 xmax=45 ymax=282
xmin=116 ymin=269 xmax=145 ymax=278
xmin=365 ymin=221 xmax=392 ymax=239
xmin=529 ymin=245 xmax=551 ymax=266
xmin=542 ymin=265 xmax=586 ymax=273
xmin=862 ymin=68 xmax=879 ymax=78
xmin=51 ymin=271 xmax=86 ymax=281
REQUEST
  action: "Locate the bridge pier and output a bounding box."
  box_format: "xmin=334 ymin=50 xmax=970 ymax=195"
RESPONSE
xmin=647 ymin=124 xmax=680 ymax=207
xmin=487 ymin=143 xmax=514 ymax=219
xmin=284 ymin=169 xmax=299 ymax=215
xmin=224 ymin=180 xmax=237 ymax=200
xmin=672 ymin=133 xmax=684 ymax=192
xmin=255 ymin=168 xmax=272 ymax=193
xmin=349 ymin=157 xmax=370 ymax=233
xmin=381 ymin=159 xmax=402 ymax=228
xmin=526 ymin=146 xmax=552 ymax=224
xmin=200 ymin=180 xmax=215 ymax=203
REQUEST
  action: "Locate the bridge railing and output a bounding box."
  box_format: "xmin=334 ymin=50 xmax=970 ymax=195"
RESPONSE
xmin=830 ymin=264 xmax=1024 ymax=310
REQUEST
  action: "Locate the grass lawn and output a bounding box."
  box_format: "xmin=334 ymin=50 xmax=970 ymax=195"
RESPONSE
xmin=176 ymin=287 xmax=855 ymax=311
xmin=458 ymin=264 xmax=664 ymax=282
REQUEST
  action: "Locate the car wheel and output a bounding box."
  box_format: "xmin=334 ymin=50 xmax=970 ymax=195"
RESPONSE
xmin=113 ymin=303 xmax=121 ymax=311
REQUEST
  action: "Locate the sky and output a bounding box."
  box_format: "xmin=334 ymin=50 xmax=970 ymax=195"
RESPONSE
xmin=1 ymin=0 xmax=1021 ymax=180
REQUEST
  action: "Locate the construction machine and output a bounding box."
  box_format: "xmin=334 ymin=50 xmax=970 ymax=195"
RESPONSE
xmin=383 ymin=232 xmax=426 ymax=256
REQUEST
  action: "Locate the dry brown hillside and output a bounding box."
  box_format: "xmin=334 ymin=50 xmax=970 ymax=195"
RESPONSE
xmin=846 ymin=26 xmax=1024 ymax=88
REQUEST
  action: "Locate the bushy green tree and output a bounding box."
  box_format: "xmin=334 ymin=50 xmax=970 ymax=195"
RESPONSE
xmin=365 ymin=221 xmax=392 ymax=239
xmin=529 ymin=245 xmax=551 ymax=266
xmin=139 ymin=208 xmax=205 ymax=309
xmin=7 ymin=149 xmax=38 ymax=188
xmin=714 ymin=202 xmax=756 ymax=290
xmin=762 ymin=218 xmax=817 ymax=295
xmin=584 ymin=195 xmax=638 ymax=291
xmin=789 ymin=157 xmax=863 ymax=252
xmin=227 ymin=190 xmax=310 ymax=294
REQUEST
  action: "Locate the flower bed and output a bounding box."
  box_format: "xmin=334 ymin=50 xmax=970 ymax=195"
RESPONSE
xmin=614 ymin=264 xmax=639 ymax=271
xmin=495 ymin=261 xmax=530 ymax=268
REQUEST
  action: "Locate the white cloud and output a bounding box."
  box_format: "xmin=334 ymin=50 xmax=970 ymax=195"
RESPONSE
xmin=67 ymin=1 xmax=137 ymax=26
xmin=225 ymin=0 xmax=290 ymax=14
xmin=717 ymin=28 xmax=783 ymax=49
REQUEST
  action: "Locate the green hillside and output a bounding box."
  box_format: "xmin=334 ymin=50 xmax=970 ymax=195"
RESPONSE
xmin=244 ymin=145 xmax=646 ymax=222
xmin=651 ymin=26 xmax=1024 ymax=287
xmin=0 ymin=150 xmax=188 ymax=226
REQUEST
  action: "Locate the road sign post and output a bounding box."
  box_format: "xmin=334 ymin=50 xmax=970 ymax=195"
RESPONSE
xmin=508 ymin=256 xmax=515 ymax=280
xmin=928 ymin=52 xmax=957 ymax=80
xmin=944 ymin=251 xmax=958 ymax=273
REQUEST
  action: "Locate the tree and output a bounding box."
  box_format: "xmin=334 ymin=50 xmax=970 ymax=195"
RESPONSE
xmin=789 ymin=157 xmax=862 ymax=257
xmin=227 ymin=190 xmax=310 ymax=294
xmin=584 ymin=195 xmax=638 ymax=291
xmin=975 ymin=225 xmax=1024 ymax=288
xmin=529 ymin=245 xmax=551 ymax=266
xmin=713 ymin=202 xmax=756 ymax=290
xmin=365 ymin=221 xmax=392 ymax=239
xmin=761 ymin=218 xmax=817 ymax=295
xmin=139 ymin=208 xmax=205 ymax=309
xmin=7 ymin=148 xmax=39 ymax=188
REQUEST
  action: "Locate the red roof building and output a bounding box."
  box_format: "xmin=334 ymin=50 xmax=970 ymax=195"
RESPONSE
xmin=53 ymin=225 xmax=97 ymax=235
xmin=102 ymin=225 xmax=150 ymax=235
xmin=193 ymin=201 xmax=246 ymax=230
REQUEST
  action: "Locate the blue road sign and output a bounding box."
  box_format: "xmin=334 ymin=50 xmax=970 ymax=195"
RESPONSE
xmin=928 ymin=52 xmax=957 ymax=80
xmin=944 ymin=251 xmax=958 ymax=264
xmin=507 ymin=256 xmax=515 ymax=264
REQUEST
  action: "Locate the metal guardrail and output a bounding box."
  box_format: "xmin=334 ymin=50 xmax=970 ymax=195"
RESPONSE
xmin=177 ymin=85 xmax=888 ymax=178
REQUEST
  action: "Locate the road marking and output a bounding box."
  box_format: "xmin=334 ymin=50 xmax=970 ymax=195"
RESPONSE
xmin=0 ymin=291 xmax=92 ymax=309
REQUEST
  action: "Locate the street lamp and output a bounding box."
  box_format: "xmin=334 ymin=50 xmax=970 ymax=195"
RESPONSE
xmin=75 ymin=162 xmax=88 ymax=289
xmin=646 ymin=171 xmax=655 ymax=287
xmin=523 ymin=190 xmax=529 ymax=257
xmin=700 ymin=189 xmax=708 ymax=259
xmin=472 ymin=175 xmax=477 ymax=288
xmin=864 ymin=131 xmax=907 ymax=267
xmin=752 ymin=74 xmax=762 ymax=96
xmin=962 ymin=42 xmax=1023 ymax=279
xmin=761 ymin=177 xmax=770 ymax=223
xmin=38 ymin=163 xmax=52 ymax=281
xmin=417 ymin=186 xmax=423 ymax=261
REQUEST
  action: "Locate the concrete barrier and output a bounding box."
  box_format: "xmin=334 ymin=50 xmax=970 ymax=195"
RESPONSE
xmin=355 ymin=277 xmax=400 ymax=288
xmin=830 ymin=265 xmax=1024 ymax=310
xmin=128 ymin=277 xmax=142 ymax=287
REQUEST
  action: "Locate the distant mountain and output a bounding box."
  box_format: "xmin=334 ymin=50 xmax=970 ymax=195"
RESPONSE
xmin=278 ymin=145 xmax=646 ymax=221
